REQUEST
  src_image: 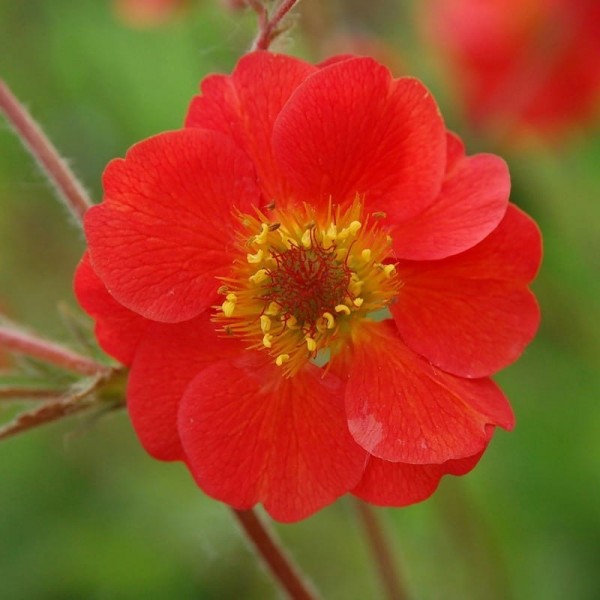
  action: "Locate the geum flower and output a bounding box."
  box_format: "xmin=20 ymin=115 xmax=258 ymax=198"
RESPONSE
xmin=75 ymin=52 xmax=541 ymax=522
xmin=422 ymin=0 xmax=600 ymax=137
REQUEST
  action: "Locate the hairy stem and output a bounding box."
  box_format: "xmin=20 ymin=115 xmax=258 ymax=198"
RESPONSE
xmin=0 ymin=387 xmax=65 ymax=400
xmin=0 ymin=325 xmax=110 ymax=377
xmin=0 ymin=80 xmax=92 ymax=224
xmin=250 ymin=0 xmax=301 ymax=50
xmin=355 ymin=500 xmax=409 ymax=600
xmin=232 ymin=509 xmax=319 ymax=600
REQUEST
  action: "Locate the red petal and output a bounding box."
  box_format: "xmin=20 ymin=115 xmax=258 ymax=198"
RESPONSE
xmin=392 ymin=145 xmax=510 ymax=260
xmin=85 ymin=129 xmax=261 ymax=322
xmin=338 ymin=320 xmax=513 ymax=464
xmin=185 ymin=51 xmax=316 ymax=203
xmin=127 ymin=313 xmax=242 ymax=462
xmin=352 ymin=434 xmax=490 ymax=507
xmin=445 ymin=131 xmax=466 ymax=171
xmin=272 ymin=58 xmax=446 ymax=219
xmin=393 ymin=204 xmax=542 ymax=377
xmin=178 ymin=358 xmax=367 ymax=523
xmin=73 ymin=252 xmax=150 ymax=366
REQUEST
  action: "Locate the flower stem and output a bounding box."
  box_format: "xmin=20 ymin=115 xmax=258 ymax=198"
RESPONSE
xmin=0 ymin=373 xmax=108 ymax=442
xmin=0 ymin=387 xmax=64 ymax=400
xmin=0 ymin=325 xmax=111 ymax=377
xmin=354 ymin=500 xmax=409 ymax=600
xmin=232 ymin=508 xmax=318 ymax=600
xmin=0 ymin=79 xmax=92 ymax=224
xmin=250 ymin=0 xmax=301 ymax=50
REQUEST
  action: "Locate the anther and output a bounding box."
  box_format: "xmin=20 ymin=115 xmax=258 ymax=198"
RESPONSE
xmin=301 ymin=228 xmax=312 ymax=248
xmin=338 ymin=220 xmax=362 ymax=239
xmin=382 ymin=264 xmax=396 ymax=277
xmin=322 ymin=312 xmax=335 ymax=329
xmin=361 ymin=249 xmax=372 ymax=262
xmin=262 ymin=333 xmax=273 ymax=348
xmin=222 ymin=293 xmax=238 ymax=317
xmin=249 ymin=269 xmax=268 ymax=284
xmin=253 ymin=223 xmax=270 ymax=245
xmin=353 ymin=297 xmax=364 ymax=307
xmin=286 ymin=315 xmax=300 ymax=330
xmin=275 ymin=354 xmax=290 ymax=367
xmin=305 ymin=337 xmax=317 ymax=352
xmin=265 ymin=302 xmax=280 ymax=316
xmin=260 ymin=315 xmax=272 ymax=333
xmin=247 ymin=249 xmax=264 ymax=263
xmin=335 ymin=304 xmax=351 ymax=315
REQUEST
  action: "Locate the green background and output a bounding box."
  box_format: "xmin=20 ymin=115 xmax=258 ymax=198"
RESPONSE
xmin=1 ymin=1 xmax=599 ymax=598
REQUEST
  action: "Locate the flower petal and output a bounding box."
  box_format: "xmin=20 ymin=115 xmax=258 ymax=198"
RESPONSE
xmin=352 ymin=434 xmax=490 ymax=507
xmin=338 ymin=320 xmax=513 ymax=464
xmin=85 ymin=128 xmax=261 ymax=322
xmin=393 ymin=203 xmax=542 ymax=377
xmin=392 ymin=136 xmax=510 ymax=260
xmin=185 ymin=51 xmax=316 ymax=203
xmin=178 ymin=357 xmax=367 ymax=523
xmin=127 ymin=313 xmax=242 ymax=462
xmin=272 ymin=57 xmax=446 ymax=218
xmin=73 ymin=252 xmax=150 ymax=366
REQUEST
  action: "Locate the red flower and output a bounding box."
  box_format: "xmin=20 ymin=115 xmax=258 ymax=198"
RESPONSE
xmin=75 ymin=52 xmax=541 ymax=522
xmin=113 ymin=0 xmax=188 ymax=27
xmin=422 ymin=0 xmax=600 ymax=137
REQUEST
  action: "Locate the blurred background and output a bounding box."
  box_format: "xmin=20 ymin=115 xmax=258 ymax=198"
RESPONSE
xmin=1 ymin=1 xmax=599 ymax=598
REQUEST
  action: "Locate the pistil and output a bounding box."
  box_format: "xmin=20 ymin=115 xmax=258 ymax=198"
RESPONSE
xmin=215 ymin=199 xmax=400 ymax=375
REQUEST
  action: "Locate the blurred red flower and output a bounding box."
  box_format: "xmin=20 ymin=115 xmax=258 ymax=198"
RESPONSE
xmin=423 ymin=0 xmax=600 ymax=138
xmin=75 ymin=52 xmax=541 ymax=522
xmin=113 ymin=0 xmax=188 ymax=27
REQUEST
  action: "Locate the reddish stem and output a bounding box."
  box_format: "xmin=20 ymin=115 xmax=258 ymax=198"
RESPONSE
xmin=0 ymin=325 xmax=110 ymax=377
xmin=232 ymin=509 xmax=319 ymax=600
xmin=250 ymin=0 xmax=301 ymax=50
xmin=0 ymin=80 xmax=92 ymax=224
xmin=0 ymin=387 xmax=64 ymax=400
xmin=355 ymin=500 xmax=409 ymax=600
xmin=0 ymin=395 xmax=92 ymax=441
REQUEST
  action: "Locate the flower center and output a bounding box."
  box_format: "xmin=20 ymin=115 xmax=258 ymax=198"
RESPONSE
xmin=216 ymin=199 xmax=400 ymax=375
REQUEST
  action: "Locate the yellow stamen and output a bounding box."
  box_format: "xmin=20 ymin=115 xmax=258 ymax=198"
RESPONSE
xmin=322 ymin=312 xmax=335 ymax=329
xmin=339 ymin=220 xmax=362 ymax=239
xmin=275 ymin=354 xmax=290 ymax=367
xmin=260 ymin=315 xmax=271 ymax=333
xmin=249 ymin=269 xmax=268 ymax=284
xmin=265 ymin=302 xmax=280 ymax=316
xmin=221 ymin=298 xmax=236 ymax=317
xmin=284 ymin=315 xmax=299 ymax=330
xmin=349 ymin=276 xmax=363 ymax=296
xmin=262 ymin=333 xmax=273 ymax=348
xmin=254 ymin=223 xmax=270 ymax=245
xmin=361 ymin=248 xmax=372 ymax=262
xmin=301 ymin=228 xmax=312 ymax=248
xmin=382 ymin=263 xmax=396 ymax=277
xmin=335 ymin=304 xmax=351 ymax=315
xmin=305 ymin=336 xmax=317 ymax=352
xmin=247 ymin=249 xmax=264 ymax=264
xmin=353 ymin=297 xmax=364 ymax=307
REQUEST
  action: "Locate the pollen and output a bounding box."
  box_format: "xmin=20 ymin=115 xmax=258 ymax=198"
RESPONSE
xmin=215 ymin=197 xmax=401 ymax=376
xmin=247 ymin=249 xmax=264 ymax=264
